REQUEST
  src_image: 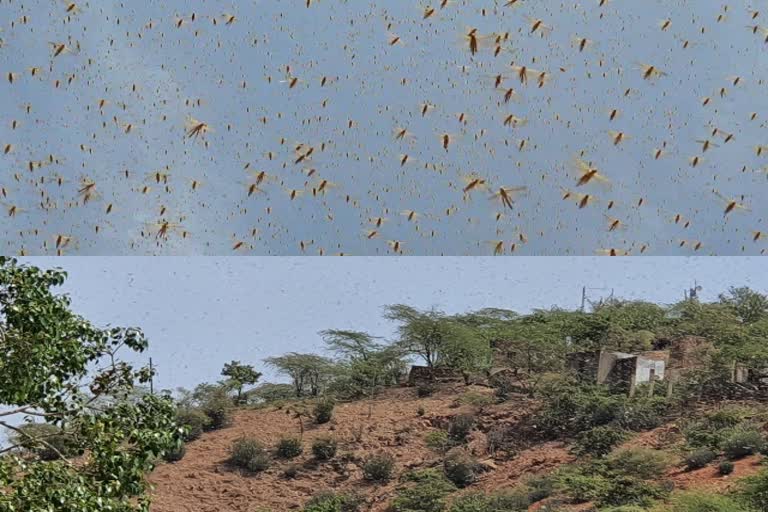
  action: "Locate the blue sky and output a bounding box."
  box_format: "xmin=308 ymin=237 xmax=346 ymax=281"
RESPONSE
xmin=0 ymin=1 xmax=766 ymax=255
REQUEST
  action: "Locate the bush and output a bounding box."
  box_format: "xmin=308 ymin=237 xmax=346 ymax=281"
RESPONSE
xmin=312 ymin=436 xmax=337 ymax=461
xmin=229 ymin=437 xmax=270 ymax=473
xmin=314 ymin=399 xmax=335 ymax=424
xmin=738 ymin=469 xmax=768 ymax=510
xmin=492 ymin=375 xmax=515 ymax=402
xmin=276 ymin=437 xmax=303 ymax=459
xmin=525 ymin=474 xmax=555 ymax=503
xmin=486 ymin=426 xmax=515 ymax=456
xmin=443 ymin=450 xmax=480 ymax=488
xmin=163 ymin=442 xmax=187 ymax=463
xmin=573 ymin=425 xmax=628 ymax=457
xmin=448 ymin=490 xmax=530 ymax=512
xmin=200 ymin=390 xmax=234 ymax=430
xmin=418 ymin=406 xmax=426 ymax=416
xmin=616 ymin=397 xmax=667 ymax=431
xmin=718 ymin=461 xmax=734 ymax=475
xmin=426 ymin=430 xmax=451 ymax=453
xmin=303 ymin=491 xmax=362 ymax=512
xmin=175 ymin=407 xmax=211 ymax=441
xmin=417 ymin=385 xmax=435 ymax=398
xmin=458 ymin=392 xmax=495 ymax=408
xmin=682 ymin=406 xmax=753 ymax=450
xmin=392 ymin=469 xmax=457 ymax=512
xmin=606 ymin=448 xmax=671 ymax=480
xmin=448 ymin=414 xmax=475 ymax=442
xmin=556 ymin=449 xmax=672 ymax=508
xmin=9 ymin=423 xmax=81 ymax=461
xmin=723 ymin=430 xmax=765 ymax=460
xmin=362 ymin=453 xmax=395 ymax=482
xmin=658 ymin=490 xmax=752 ymax=512
xmin=283 ymin=464 xmax=300 ymax=479
xmin=684 ymin=448 xmax=717 ymax=471
xmin=556 ymin=467 xmax=613 ymax=503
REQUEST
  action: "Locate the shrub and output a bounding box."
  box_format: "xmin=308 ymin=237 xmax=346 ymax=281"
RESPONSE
xmin=303 ymin=491 xmax=362 ymax=512
xmin=458 ymin=392 xmax=495 ymax=408
xmin=163 ymin=442 xmax=187 ymax=463
xmin=556 ymin=449 xmax=672 ymax=508
xmin=443 ymin=450 xmax=480 ymax=488
xmin=486 ymin=489 xmax=531 ymax=511
xmin=426 ymin=430 xmax=451 ymax=453
xmin=616 ymin=397 xmax=667 ymax=431
xmin=447 ymin=493 xmax=490 ymax=512
xmin=9 ymin=423 xmax=81 ymax=461
xmin=486 ymin=426 xmax=515 ymax=456
xmin=175 ymin=407 xmax=211 ymax=441
xmin=492 ymin=375 xmax=515 ymax=402
xmin=392 ymin=469 xmax=457 ymax=512
xmin=200 ymin=389 xmax=234 ymax=430
xmin=723 ymin=430 xmax=765 ymax=460
xmin=312 ymin=436 xmax=337 ymax=461
xmin=738 ymin=469 xmax=768 ymax=511
xmin=283 ymin=464 xmax=299 ymax=479
xmin=417 ymin=406 xmax=426 ymax=416
xmin=448 ymin=414 xmax=475 ymax=442
xmin=682 ymin=406 xmax=753 ymax=450
xmin=556 ymin=467 xmax=613 ymax=503
xmin=229 ymin=437 xmax=270 ymax=473
xmin=448 ymin=490 xmax=530 ymax=512
xmin=718 ymin=461 xmax=734 ymax=476
xmin=525 ymin=474 xmax=555 ymax=503
xmin=573 ymin=425 xmax=628 ymax=457
xmin=314 ymin=399 xmax=335 ymax=424
xmin=658 ymin=490 xmax=752 ymax=512
xmin=276 ymin=437 xmax=304 ymax=459
xmin=417 ymin=384 xmax=435 ymax=398
xmin=606 ymin=448 xmax=671 ymax=480
xmin=362 ymin=453 xmax=395 ymax=482
xmin=684 ymin=448 xmax=717 ymax=471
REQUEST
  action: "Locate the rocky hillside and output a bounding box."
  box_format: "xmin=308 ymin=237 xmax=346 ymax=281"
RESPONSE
xmin=149 ymin=385 xmax=766 ymax=512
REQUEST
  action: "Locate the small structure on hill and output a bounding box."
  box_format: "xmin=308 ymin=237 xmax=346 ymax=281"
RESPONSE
xmin=407 ymin=366 xmax=463 ymax=386
xmin=568 ymin=349 xmax=669 ymax=396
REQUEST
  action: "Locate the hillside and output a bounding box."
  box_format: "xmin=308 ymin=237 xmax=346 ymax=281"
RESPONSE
xmin=149 ymin=385 xmax=766 ymax=512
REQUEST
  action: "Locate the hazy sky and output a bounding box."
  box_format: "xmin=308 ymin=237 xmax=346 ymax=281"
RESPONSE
xmin=0 ymin=1 xmax=766 ymax=255
xmin=16 ymin=256 xmax=768 ymax=391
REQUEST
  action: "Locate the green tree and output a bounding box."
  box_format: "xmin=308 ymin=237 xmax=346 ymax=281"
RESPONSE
xmin=719 ymin=286 xmax=768 ymax=325
xmin=221 ymin=360 xmax=261 ymax=403
xmin=264 ymin=353 xmax=335 ymax=397
xmin=0 ymin=257 xmax=181 ymax=512
xmin=320 ymin=329 xmax=383 ymax=362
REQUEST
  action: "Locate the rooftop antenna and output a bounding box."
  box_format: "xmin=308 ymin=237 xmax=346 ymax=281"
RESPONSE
xmin=686 ymin=281 xmax=702 ymax=301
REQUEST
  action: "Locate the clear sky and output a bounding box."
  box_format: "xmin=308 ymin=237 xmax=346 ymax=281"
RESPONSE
xmin=16 ymin=256 xmax=768 ymax=392
xmin=0 ymin=1 xmax=766 ymax=255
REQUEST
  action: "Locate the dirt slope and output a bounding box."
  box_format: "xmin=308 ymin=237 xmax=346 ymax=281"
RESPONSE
xmin=150 ymin=386 xmax=564 ymax=511
xmin=149 ymin=387 xmax=762 ymax=512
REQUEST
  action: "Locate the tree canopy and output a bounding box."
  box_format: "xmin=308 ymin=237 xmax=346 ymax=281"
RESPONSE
xmin=221 ymin=360 xmax=261 ymax=403
xmin=0 ymin=257 xmax=181 ymax=512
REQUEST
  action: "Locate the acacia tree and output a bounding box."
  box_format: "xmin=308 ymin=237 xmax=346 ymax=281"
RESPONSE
xmin=264 ymin=353 xmax=335 ymax=397
xmin=0 ymin=258 xmax=181 ymax=512
xmin=320 ymin=329 xmax=383 ymax=362
xmin=718 ymin=287 xmax=768 ymax=325
xmin=221 ymin=360 xmax=261 ymax=403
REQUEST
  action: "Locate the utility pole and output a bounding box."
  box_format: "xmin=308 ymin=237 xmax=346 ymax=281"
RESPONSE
xmin=581 ymin=286 xmax=586 ymax=312
xmin=149 ymin=357 xmax=154 ymax=395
